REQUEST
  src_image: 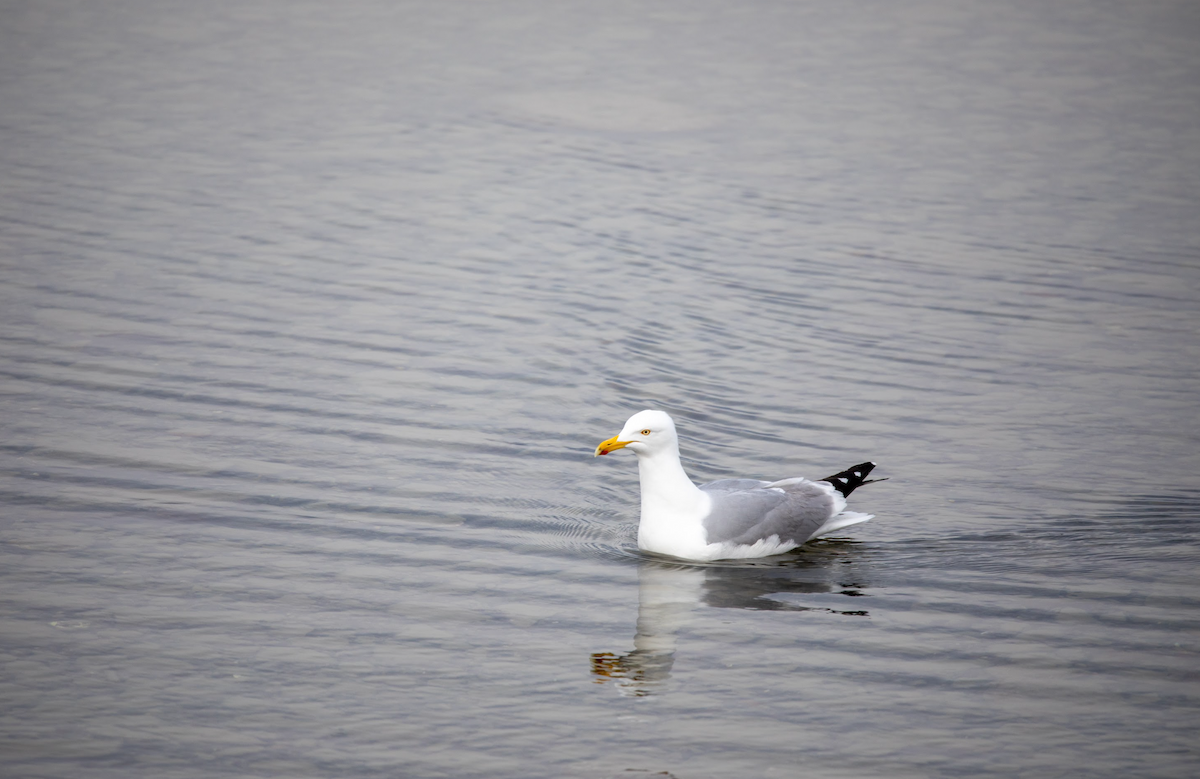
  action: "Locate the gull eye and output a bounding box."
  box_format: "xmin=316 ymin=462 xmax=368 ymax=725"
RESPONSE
xmin=640 ymin=429 xmax=651 ymax=436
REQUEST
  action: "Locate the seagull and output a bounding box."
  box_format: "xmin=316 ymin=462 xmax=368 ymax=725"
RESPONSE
xmin=594 ymin=410 xmax=885 ymax=561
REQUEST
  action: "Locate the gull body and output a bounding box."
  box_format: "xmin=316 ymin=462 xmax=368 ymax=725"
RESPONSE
xmin=595 ymin=410 xmax=883 ymax=562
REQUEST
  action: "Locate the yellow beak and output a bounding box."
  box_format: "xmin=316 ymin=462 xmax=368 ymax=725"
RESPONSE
xmin=594 ymin=435 xmax=631 ymax=457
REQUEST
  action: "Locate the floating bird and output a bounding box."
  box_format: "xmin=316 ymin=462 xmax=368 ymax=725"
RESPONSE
xmin=595 ymin=410 xmax=884 ymax=561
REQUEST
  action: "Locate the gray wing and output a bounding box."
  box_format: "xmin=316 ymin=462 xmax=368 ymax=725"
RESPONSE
xmin=700 ymin=479 xmax=838 ymax=546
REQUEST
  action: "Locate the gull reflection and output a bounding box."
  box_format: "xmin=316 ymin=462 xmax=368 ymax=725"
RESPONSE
xmin=591 ymin=563 xmax=704 ymax=696
xmin=592 ymin=548 xmax=869 ymax=697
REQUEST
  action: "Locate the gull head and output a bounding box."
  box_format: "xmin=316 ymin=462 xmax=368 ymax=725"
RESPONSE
xmin=594 ymin=409 xmax=678 ymax=458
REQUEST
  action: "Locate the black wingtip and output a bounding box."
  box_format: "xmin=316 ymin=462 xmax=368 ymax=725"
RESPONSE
xmin=821 ymin=461 xmax=886 ymax=497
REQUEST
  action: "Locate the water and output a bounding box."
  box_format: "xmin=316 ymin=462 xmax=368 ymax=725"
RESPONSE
xmin=1 ymin=0 xmax=1198 ymax=776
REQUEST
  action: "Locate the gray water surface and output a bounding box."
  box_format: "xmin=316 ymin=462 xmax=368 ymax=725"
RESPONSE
xmin=2 ymin=1 xmax=1199 ymax=777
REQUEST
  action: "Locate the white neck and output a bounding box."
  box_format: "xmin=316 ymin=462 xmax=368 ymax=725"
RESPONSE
xmin=635 ymin=444 xmax=709 ymax=554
